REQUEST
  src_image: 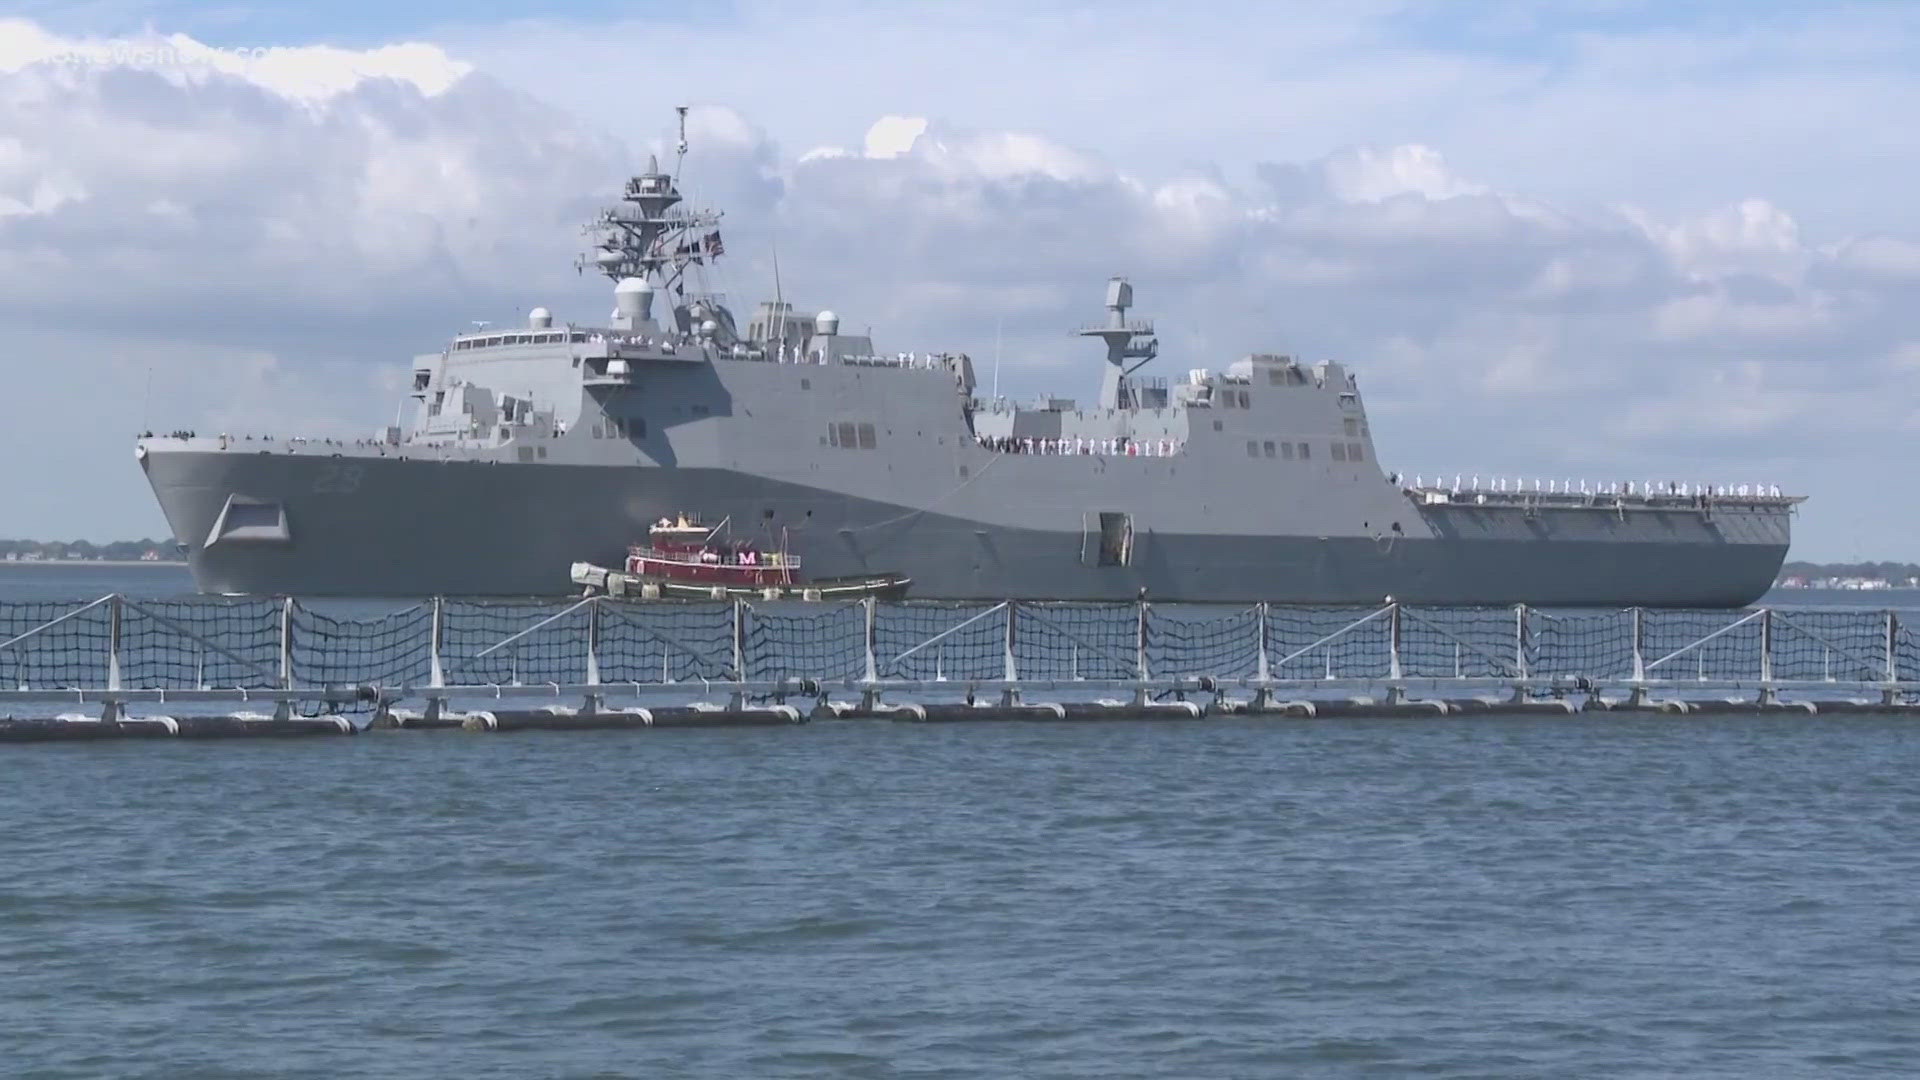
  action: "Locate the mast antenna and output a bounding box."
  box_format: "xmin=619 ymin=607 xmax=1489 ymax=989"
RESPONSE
xmin=992 ymin=317 xmax=1002 ymax=400
xmin=674 ymin=105 xmax=689 ymax=180
xmin=771 ymin=233 xmax=786 ymax=360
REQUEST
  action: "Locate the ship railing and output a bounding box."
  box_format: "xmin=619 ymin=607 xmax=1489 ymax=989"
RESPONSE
xmin=1400 ymin=478 xmax=1800 ymax=506
xmin=1073 ymin=320 xmax=1155 ymax=336
xmin=3 ymin=597 xmax=1915 ymax=724
xmin=974 ymin=435 xmax=1184 ymax=457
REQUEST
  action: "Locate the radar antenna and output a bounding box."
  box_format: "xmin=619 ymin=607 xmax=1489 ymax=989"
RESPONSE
xmin=674 ymin=105 xmax=689 ymax=180
xmin=574 ymin=109 xmax=725 ymax=301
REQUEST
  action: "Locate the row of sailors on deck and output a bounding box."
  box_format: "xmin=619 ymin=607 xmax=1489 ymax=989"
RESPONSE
xmin=976 ymin=434 xmax=1182 ymax=457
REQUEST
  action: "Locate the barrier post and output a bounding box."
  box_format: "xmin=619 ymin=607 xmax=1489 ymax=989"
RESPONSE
xmin=1136 ymin=600 xmax=1149 ymax=680
xmin=732 ymin=599 xmax=746 ymax=682
xmin=864 ymin=597 xmax=878 ymax=684
xmin=1002 ymin=601 xmax=1019 ymax=706
xmin=584 ymin=597 xmax=602 ymax=713
xmin=106 ymin=593 xmax=122 ymax=694
xmin=279 ymin=596 xmax=294 ymax=690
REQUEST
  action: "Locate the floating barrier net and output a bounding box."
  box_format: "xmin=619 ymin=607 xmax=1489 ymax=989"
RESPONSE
xmin=1 ymin=597 xmax=1916 ymax=694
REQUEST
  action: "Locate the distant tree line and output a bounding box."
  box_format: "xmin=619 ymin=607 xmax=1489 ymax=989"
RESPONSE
xmin=1778 ymin=561 xmax=1920 ymax=582
xmin=0 ymin=538 xmax=179 ymax=561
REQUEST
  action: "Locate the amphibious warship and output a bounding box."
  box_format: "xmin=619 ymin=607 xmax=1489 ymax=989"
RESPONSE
xmin=138 ymin=112 xmax=1800 ymax=604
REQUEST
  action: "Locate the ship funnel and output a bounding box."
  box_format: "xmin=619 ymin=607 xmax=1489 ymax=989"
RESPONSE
xmin=613 ymin=277 xmax=654 ymax=325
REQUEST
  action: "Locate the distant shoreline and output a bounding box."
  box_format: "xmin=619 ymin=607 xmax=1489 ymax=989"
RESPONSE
xmin=1 ymin=559 xmax=188 ymax=567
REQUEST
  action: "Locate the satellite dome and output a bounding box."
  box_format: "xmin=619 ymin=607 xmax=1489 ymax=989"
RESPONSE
xmin=528 ymin=307 xmax=552 ymax=329
xmin=699 ymin=318 xmax=719 ymax=337
xmin=613 ymin=277 xmax=654 ymax=322
xmin=815 ymin=310 xmax=840 ymax=335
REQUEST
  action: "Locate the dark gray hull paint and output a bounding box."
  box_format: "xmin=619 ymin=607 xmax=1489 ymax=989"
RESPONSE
xmin=146 ymin=451 xmax=1787 ymax=605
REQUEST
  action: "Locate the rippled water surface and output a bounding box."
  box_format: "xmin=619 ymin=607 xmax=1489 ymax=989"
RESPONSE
xmin=5 ymin=717 xmax=1920 ymax=1078
xmin=6 ymin=567 xmax=1920 ymax=1076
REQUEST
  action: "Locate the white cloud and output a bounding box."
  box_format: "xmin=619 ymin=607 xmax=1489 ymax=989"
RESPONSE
xmin=0 ymin=19 xmax=470 ymax=100
xmin=1 ymin=11 xmax=1919 ymax=559
xmin=861 ymin=115 xmax=926 ymax=159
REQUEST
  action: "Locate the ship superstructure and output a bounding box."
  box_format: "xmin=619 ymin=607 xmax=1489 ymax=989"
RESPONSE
xmin=137 ymin=112 xmax=1800 ymax=603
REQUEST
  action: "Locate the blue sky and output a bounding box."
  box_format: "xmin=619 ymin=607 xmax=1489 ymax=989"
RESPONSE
xmin=1 ymin=2 xmax=1918 ymax=557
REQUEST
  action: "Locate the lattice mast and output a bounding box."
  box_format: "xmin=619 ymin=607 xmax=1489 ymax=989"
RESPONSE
xmin=577 ymin=106 xmax=725 ymax=300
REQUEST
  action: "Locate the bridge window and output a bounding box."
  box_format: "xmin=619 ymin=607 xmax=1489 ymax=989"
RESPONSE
xmin=836 ymin=421 xmax=856 ymax=447
xmin=1344 ymin=418 xmax=1359 ymax=437
xmin=1298 ymin=442 xmax=1310 ymax=460
xmin=1347 ymin=442 xmax=1364 ymax=462
xmin=1281 ymin=442 xmax=1294 ymax=460
xmin=1263 ymin=440 xmax=1276 ymax=458
xmin=1332 ymin=443 xmax=1347 ymax=462
xmin=1247 ymin=441 xmax=1258 ymax=457
xmin=857 ymin=423 xmax=877 ymax=449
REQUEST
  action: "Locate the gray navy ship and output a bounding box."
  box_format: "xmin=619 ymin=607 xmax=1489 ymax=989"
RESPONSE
xmin=138 ymin=111 xmax=1801 ymax=604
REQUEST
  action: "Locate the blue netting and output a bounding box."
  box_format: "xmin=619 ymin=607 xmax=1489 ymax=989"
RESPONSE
xmin=876 ymin=602 xmax=1007 ymax=681
xmin=1763 ymin=610 xmax=1889 ymax=682
xmin=1643 ymin=610 xmax=1762 ymax=682
xmin=0 ymin=599 xmax=112 ymax=690
xmin=1145 ymin=606 xmax=1260 ymax=679
xmin=121 ymin=598 xmax=280 ymax=690
xmin=290 ymin=603 xmax=432 ymax=689
xmin=742 ymin=602 xmax=865 ymax=681
xmin=1398 ymin=607 xmax=1523 ymax=679
xmin=1525 ymin=610 xmax=1634 ymax=680
xmin=1266 ymin=606 xmax=1391 ymax=680
xmin=440 ymin=601 xmax=590 ymax=686
xmin=1 ymin=597 xmax=1911 ymax=696
xmin=1014 ymin=603 xmax=1138 ymax=679
xmin=598 ymin=600 xmax=736 ymax=682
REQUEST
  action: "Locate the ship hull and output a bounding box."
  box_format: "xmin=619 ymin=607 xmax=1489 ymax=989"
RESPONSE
xmin=143 ymin=450 xmax=1789 ymax=606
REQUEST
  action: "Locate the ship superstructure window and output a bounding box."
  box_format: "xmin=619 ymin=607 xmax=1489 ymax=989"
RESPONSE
xmin=857 ymin=423 xmax=877 ymax=449
xmin=835 ymin=422 xmax=856 ymax=447
xmin=692 ymin=404 xmax=710 ymax=417
xmin=1332 ymin=443 xmax=1347 ymax=462
xmin=1247 ymin=441 xmax=1259 ymax=457
xmin=1344 ymin=418 xmax=1359 ymax=437
xmin=1298 ymin=442 xmax=1311 ymax=459
xmin=1263 ymin=441 xmax=1276 ymax=458
xmin=1347 ymin=442 xmax=1364 ymax=462
xmin=1281 ymin=442 xmax=1295 ymax=460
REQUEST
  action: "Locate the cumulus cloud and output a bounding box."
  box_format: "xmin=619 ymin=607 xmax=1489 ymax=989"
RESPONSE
xmin=1 ymin=14 xmax=1918 ymax=557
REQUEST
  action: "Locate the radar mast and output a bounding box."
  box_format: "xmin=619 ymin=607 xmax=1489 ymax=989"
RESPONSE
xmin=578 ymin=106 xmax=724 ymax=303
xmin=1077 ymin=277 xmax=1159 ymax=410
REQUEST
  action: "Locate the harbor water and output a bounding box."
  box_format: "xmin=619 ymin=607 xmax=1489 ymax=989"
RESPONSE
xmin=4 ymin=565 xmax=1920 ymax=1077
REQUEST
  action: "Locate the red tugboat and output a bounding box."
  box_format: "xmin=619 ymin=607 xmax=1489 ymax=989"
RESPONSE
xmin=571 ymin=515 xmax=910 ymax=599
